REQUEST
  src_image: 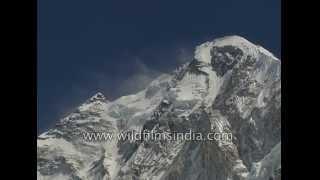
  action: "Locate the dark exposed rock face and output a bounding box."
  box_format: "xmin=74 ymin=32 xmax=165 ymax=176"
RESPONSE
xmin=211 ymin=46 xmax=244 ymax=77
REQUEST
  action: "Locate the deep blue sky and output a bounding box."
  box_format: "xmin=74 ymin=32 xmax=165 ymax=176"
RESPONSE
xmin=38 ymin=0 xmax=280 ymax=133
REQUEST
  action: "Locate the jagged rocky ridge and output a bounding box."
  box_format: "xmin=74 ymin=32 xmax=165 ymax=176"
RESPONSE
xmin=37 ymin=36 xmax=281 ymax=180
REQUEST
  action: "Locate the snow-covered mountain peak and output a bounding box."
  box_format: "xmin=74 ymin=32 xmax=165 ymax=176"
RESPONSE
xmin=194 ymin=35 xmax=255 ymax=64
xmin=194 ymin=35 xmax=278 ymax=66
xmin=38 ymin=36 xmax=281 ymax=180
xmin=212 ymin=35 xmax=256 ymax=48
xmin=87 ymin=92 xmax=108 ymax=103
xmin=192 ymin=35 xmax=280 ymax=80
xmin=73 ymin=92 xmax=110 ymax=114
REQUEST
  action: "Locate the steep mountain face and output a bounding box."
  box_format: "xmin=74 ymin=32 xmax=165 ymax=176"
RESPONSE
xmin=37 ymin=36 xmax=281 ymax=180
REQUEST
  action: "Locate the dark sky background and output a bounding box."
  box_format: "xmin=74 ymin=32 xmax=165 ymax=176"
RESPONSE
xmin=38 ymin=0 xmax=280 ymax=133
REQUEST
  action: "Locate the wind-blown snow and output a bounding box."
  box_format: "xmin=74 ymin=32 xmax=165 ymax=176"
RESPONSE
xmin=194 ymin=41 xmax=214 ymax=64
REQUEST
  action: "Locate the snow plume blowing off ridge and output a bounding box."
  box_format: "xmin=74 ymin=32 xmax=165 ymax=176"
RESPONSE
xmin=37 ymin=35 xmax=281 ymax=180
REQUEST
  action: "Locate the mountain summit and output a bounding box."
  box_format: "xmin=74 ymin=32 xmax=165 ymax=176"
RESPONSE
xmin=87 ymin=92 xmax=108 ymax=103
xmin=37 ymin=36 xmax=281 ymax=180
